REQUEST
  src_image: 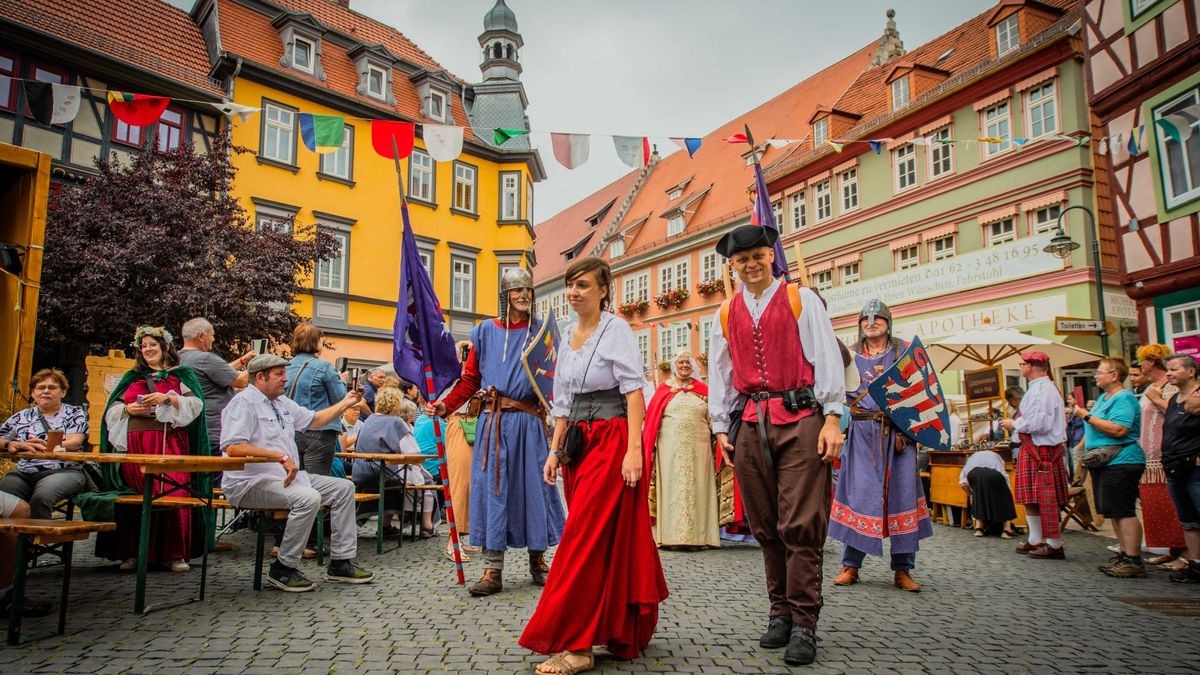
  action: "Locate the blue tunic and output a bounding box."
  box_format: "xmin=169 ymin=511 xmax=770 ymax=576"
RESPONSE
xmin=828 ymin=347 xmax=934 ymax=556
xmin=469 ymin=319 xmax=566 ymax=552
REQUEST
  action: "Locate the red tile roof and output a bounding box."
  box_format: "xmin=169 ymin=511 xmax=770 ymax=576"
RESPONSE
xmin=0 ymin=0 xmax=223 ymax=95
xmin=218 ymin=0 xmax=475 ymax=132
xmin=613 ymin=43 xmax=878 ymax=258
xmin=532 ymin=169 xmax=642 ymax=283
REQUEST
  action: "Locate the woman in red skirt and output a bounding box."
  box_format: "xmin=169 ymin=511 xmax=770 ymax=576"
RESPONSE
xmin=520 ymin=256 xmax=668 ymax=674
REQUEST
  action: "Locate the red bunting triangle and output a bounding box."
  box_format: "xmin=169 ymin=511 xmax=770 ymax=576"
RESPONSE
xmin=372 ymin=120 xmax=415 ymax=159
xmin=107 ymin=92 xmax=171 ymax=127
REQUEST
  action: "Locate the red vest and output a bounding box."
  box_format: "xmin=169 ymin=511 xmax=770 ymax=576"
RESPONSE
xmin=728 ymin=283 xmax=816 ymax=425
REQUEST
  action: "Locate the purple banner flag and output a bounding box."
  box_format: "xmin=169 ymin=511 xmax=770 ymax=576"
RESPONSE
xmin=750 ymin=162 xmax=790 ymax=279
xmin=393 ymin=202 xmax=462 ymax=396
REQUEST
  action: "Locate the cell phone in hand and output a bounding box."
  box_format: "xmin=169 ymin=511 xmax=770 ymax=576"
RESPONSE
xmin=136 ymin=395 xmax=147 ymax=405
xmin=335 ymin=357 xmax=348 ymax=372
xmin=252 ymin=339 xmax=268 ymax=355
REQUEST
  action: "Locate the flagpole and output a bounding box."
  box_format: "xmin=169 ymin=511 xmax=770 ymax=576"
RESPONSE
xmin=392 ymin=137 xmax=466 ymax=584
xmin=744 ymin=124 xmax=792 ymax=284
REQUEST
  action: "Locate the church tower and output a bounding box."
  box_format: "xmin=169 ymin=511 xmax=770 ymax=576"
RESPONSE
xmin=465 ymin=0 xmax=531 ymax=149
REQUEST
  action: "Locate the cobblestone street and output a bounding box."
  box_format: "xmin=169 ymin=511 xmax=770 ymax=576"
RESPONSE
xmin=2 ymin=519 xmax=1197 ymax=674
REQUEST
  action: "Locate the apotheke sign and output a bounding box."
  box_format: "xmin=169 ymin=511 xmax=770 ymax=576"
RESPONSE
xmin=823 ymin=233 xmax=1064 ymax=318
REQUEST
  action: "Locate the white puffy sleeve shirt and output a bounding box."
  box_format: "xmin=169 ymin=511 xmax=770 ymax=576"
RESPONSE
xmin=1013 ymin=376 xmax=1067 ymax=446
xmin=708 ymin=280 xmax=846 ymax=433
xmin=551 ymin=314 xmax=644 ymax=419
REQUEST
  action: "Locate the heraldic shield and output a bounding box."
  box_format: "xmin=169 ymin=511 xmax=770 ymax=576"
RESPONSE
xmin=521 ymin=317 xmax=560 ymax=412
xmin=866 ymin=335 xmax=953 ymax=451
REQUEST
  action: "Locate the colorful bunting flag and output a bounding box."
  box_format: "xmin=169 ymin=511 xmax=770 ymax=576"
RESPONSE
xmin=1127 ymin=125 xmax=1143 ymax=155
xmin=50 ymin=84 xmax=81 ymax=124
xmin=107 ymin=92 xmax=170 ymax=126
xmin=827 ymin=140 xmax=844 ymax=153
xmin=909 ymin=137 xmax=931 ymax=146
xmin=670 ymin=137 xmax=702 ymax=158
xmin=423 ymin=124 xmax=465 ymax=162
xmin=493 ymin=128 xmax=529 ymax=146
xmin=613 ymin=135 xmax=651 ymax=169
xmin=212 ymin=101 xmax=260 ymax=122
xmin=1012 ymin=138 xmax=1029 ymax=148
xmin=867 ymin=140 xmax=883 ymax=154
xmin=1098 ymin=139 xmax=1108 ymax=155
xmin=22 ymin=82 xmax=81 ymax=125
xmin=551 ymin=132 xmax=590 ymax=170
xmin=724 ymin=133 xmax=748 ymax=144
xmin=299 ymin=113 xmax=345 ymax=154
xmin=1161 ymin=104 xmax=1200 ymax=143
xmin=978 ymin=136 xmax=1003 ymax=144
xmin=1156 ymin=118 xmax=1183 ymax=145
xmin=371 ymin=120 xmax=415 ymax=159
xmin=749 ymin=161 xmax=789 ymax=279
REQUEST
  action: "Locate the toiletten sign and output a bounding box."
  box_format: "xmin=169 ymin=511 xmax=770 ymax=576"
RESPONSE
xmin=823 ymin=233 xmax=1063 ymax=318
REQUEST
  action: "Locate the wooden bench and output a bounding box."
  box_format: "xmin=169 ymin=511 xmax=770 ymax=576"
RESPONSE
xmin=0 ymin=518 xmax=116 ymax=645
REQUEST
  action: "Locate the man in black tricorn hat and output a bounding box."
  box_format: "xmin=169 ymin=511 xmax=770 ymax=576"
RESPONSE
xmin=707 ymin=224 xmax=846 ymax=666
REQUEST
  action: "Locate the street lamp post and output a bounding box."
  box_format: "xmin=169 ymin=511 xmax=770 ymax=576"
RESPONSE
xmin=1043 ymin=204 xmax=1110 ymax=356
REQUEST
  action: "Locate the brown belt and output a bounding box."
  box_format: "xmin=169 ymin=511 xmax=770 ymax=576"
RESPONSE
xmin=128 ymin=416 xmax=166 ymax=433
xmin=849 ymin=405 xmax=907 ymax=452
xmin=480 ymin=387 xmax=545 ymax=496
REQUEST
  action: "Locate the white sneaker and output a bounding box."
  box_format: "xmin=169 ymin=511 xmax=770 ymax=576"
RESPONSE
xmin=167 ymin=560 xmax=190 ymax=573
xmin=119 ymin=558 xmax=136 ymax=571
xmin=1106 ymin=544 xmax=1121 ymax=553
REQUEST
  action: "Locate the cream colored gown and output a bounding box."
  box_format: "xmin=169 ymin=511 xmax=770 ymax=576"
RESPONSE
xmin=652 ymin=389 xmax=720 ymax=547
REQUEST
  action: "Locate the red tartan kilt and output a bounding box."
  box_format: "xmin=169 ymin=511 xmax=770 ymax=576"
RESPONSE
xmin=1013 ymin=443 xmax=1069 ymax=506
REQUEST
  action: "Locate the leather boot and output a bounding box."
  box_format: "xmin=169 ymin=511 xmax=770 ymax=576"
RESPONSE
xmin=468 ymin=568 xmax=503 ymax=596
xmin=529 ymin=552 xmax=550 ymax=586
xmin=893 ymin=569 xmax=921 ymax=592
xmin=833 ymin=566 xmax=858 ymax=586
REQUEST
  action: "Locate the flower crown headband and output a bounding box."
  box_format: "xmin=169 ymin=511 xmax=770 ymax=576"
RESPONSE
xmin=133 ymin=325 xmax=174 ymax=347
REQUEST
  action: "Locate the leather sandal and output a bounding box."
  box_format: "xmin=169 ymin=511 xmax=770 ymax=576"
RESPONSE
xmin=535 ymin=651 xmax=594 ymax=675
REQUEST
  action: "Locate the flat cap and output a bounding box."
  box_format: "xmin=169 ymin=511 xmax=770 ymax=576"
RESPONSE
xmin=247 ymin=354 xmax=290 ymax=373
xmin=1021 ymin=350 xmax=1050 ymax=368
xmin=714 ymin=224 xmax=779 ymax=258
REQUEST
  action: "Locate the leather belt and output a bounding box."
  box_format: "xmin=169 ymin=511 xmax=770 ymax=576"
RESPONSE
xmin=481 ymin=386 xmax=545 ymax=496
xmin=128 ymin=416 xmax=165 ymax=433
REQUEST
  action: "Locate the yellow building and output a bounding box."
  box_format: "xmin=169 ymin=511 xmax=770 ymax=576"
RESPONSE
xmin=194 ymin=0 xmax=544 ymax=367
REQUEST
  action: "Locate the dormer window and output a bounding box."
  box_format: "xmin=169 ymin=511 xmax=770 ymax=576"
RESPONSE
xmin=667 ymin=214 xmax=685 ymax=236
xmin=293 ymin=36 xmax=315 ymax=74
xmin=996 ymin=14 xmax=1019 ymax=55
xmin=891 ymin=75 xmax=910 ymax=110
xmin=366 ymin=64 xmax=387 ymax=99
xmin=428 ymin=90 xmax=448 ymax=121
xmin=813 ymin=118 xmax=829 ymax=146
xmin=668 ymin=188 xmax=683 ymax=201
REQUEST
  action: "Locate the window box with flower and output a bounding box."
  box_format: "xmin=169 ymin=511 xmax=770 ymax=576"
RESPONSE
xmin=657 ymin=360 xmax=672 ymax=373
xmin=696 ymin=352 xmax=709 ymax=367
xmin=654 ymin=288 xmax=690 ymax=309
xmin=695 ymin=279 xmax=725 ymax=297
xmin=617 ymin=299 xmax=650 ymax=318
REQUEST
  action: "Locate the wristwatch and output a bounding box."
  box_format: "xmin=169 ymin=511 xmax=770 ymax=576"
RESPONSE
xmin=1083 ymin=414 xmax=1092 ymax=423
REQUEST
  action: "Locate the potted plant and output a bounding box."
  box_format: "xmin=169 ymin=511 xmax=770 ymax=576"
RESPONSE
xmin=617 ymin=299 xmax=650 ymax=318
xmin=657 ymin=360 xmax=672 ymax=373
xmin=654 ymin=288 xmax=690 ymax=309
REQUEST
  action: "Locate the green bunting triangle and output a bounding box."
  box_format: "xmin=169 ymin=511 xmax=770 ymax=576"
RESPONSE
xmin=493 ymin=128 xmax=530 ymax=145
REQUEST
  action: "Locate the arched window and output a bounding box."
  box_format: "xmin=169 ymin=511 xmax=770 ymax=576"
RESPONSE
xmin=505 ymin=44 xmax=513 ymax=60
xmin=493 ymin=43 xmax=503 ymax=59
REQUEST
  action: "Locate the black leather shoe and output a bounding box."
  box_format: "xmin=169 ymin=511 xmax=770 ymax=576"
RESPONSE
xmin=783 ymin=625 xmax=817 ymax=666
xmin=759 ymin=615 xmax=792 ymax=649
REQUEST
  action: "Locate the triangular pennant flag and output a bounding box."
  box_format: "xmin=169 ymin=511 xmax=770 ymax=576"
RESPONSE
xmin=211 ymin=101 xmax=260 ymax=122
xmin=766 ymin=139 xmax=793 ymax=148
xmin=299 ymin=113 xmax=345 ymax=154
xmin=1013 ymin=138 xmax=1029 ymax=147
xmin=933 ymin=138 xmax=955 ymax=146
xmin=423 ymin=124 xmax=465 ymax=162
xmin=613 ymin=135 xmax=650 ymax=169
xmin=22 ymin=82 xmax=53 ymax=125
xmin=867 ymin=140 xmax=883 ymax=154
xmin=1098 ymin=138 xmax=1108 ymax=155
xmin=107 ymin=92 xmax=171 ymax=127
xmin=827 ymin=140 xmax=844 ymax=153
xmin=50 ymin=84 xmax=81 ymax=124
xmin=1111 ymin=132 xmax=1123 ymax=153
xmin=677 ymin=137 xmax=702 ymax=158
xmin=724 ymin=133 xmax=748 ymax=144
xmin=978 ymin=136 xmax=1004 ymax=144
xmin=1156 ymin=118 xmax=1183 ymax=145
xmin=493 ymin=128 xmax=529 ymax=145
xmin=550 ymin=132 xmax=590 ymax=170
xmin=1127 ymin=126 xmax=1141 ymax=155
xmin=1163 ymin=105 xmax=1199 ymax=143
xmin=371 ymin=120 xmax=415 ymax=159
xmin=1075 ymin=136 xmax=1090 ymax=148
xmin=909 ymin=137 xmax=931 ymax=146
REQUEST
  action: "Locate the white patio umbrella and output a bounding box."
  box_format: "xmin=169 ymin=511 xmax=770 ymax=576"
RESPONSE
xmin=927 ymin=326 xmax=1104 ymax=372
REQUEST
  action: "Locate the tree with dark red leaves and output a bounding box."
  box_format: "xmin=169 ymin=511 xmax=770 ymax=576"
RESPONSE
xmin=36 ymin=132 xmax=339 ymax=379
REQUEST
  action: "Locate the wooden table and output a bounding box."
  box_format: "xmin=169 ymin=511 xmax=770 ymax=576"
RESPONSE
xmin=336 ymin=452 xmax=427 ymax=553
xmin=12 ymin=452 xmax=271 ymax=614
xmin=927 ymin=449 xmax=1026 ymax=528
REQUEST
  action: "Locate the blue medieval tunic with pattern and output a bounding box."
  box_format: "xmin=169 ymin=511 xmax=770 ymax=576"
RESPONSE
xmin=828 ymin=347 xmax=933 ymax=556
xmin=469 ymin=319 xmax=566 ymax=552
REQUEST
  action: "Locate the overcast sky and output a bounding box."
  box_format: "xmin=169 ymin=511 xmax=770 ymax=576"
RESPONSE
xmin=170 ymin=0 xmax=997 ymax=221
